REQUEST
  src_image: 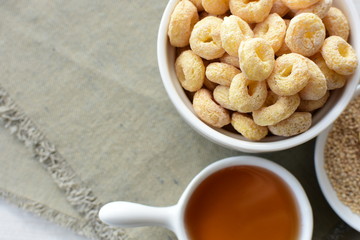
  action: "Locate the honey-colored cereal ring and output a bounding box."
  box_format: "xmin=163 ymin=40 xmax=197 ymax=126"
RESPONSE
xmin=190 ymin=0 xmax=204 ymax=11
xmin=202 ymin=60 xmax=218 ymax=91
xmin=248 ymin=22 xmax=256 ymax=30
xmin=321 ymin=36 xmax=358 ymax=76
xmin=213 ymin=85 xmax=237 ymax=111
xmin=281 ymin=0 xmax=320 ymax=10
xmin=206 ymin=62 xmax=241 ymax=86
xmin=220 ymin=15 xmax=254 ymax=56
xmin=219 ymin=53 xmax=240 ymax=68
xmin=229 ymin=73 xmax=268 ymax=113
xmin=285 ymin=13 xmax=325 ymax=57
xmin=203 ymin=76 xmax=218 ymax=91
xmin=199 ymin=11 xmax=209 ymax=20
xmin=322 ymin=7 xmax=350 ymax=41
xmin=176 ymin=46 xmax=191 ymax=57
xmin=296 ymin=0 xmax=332 ymax=19
xmin=193 ymin=88 xmax=231 ymax=127
xmin=229 ymin=0 xmax=273 ymax=23
xmin=285 ymin=9 xmax=297 ymax=18
xmin=267 ymin=53 xmax=310 ymax=96
xmin=275 ymin=19 xmax=292 ymax=57
xmin=218 ymin=11 xmax=232 ymax=19
xmin=202 ymin=0 xmax=230 ymax=15
xmin=168 ymin=0 xmax=199 ymax=47
xmin=268 ymin=112 xmax=312 ymax=136
xmin=298 ymin=91 xmax=330 ymax=111
xmin=231 ymin=112 xmax=268 ymax=140
xmin=270 ymin=0 xmax=290 ymax=17
xmin=253 ymin=92 xmax=300 ymax=126
xmin=190 ymin=16 xmax=225 ymax=60
xmin=239 ymin=38 xmax=275 ymax=81
xmin=253 ymin=13 xmax=287 ymax=52
xmin=299 ymin=57 xmax=327 ymax=100
xmin=175 ymin=50 xmax=205 ymax=92
xmin=311 ymin=53 xmax=347 ymax=90
xmin=275 ymin=40 xmax=291 ymax=57
xmin=199 ymin=11 xmax=230 ymax=20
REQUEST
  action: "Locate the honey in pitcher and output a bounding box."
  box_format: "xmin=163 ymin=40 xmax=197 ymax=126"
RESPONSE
xmin=184 ymin=166 xmax=299 ymax=240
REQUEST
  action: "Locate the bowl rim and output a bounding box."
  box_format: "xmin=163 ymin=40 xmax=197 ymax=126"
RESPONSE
xmin=314 ymin=85 xmax=360 ymax=232
xmin=157 ymin=0 xmax=360 ymax=153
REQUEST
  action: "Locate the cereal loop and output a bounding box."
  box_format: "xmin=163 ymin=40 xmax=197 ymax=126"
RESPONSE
xmin=268 ymin=112 xmax=312 ymax=136
xmin=322 ymin=7 xmax=350 ymax=41
xmin=299 ymin=57 xmax=327 ymax=100
xmin=239 ymin=38 xmax=275 ymax=81
xmin=176 ymin=46 xmax=191 ymax=57
xmin=253 ymin=13 xmax=287 ymax=52
xmin=281 ymin=0 xmax=320 ymax=10
xmin=193 ymin=88 xmax=231 ymax=128
xmin=221 ymin=15 xmax=254 ymax=56
xmin=267 ymin=53 xmax=310 ymax=96
xmin=217 ymin=12 xmax=232 ymax=19
xmin=321 ymin=36 xmax=358 ymax=76
xmin=229 ymin=73 xmax=268 ymax=113
xmin=296 ymin=0 xmax=332 ymax=19
xmin=213 ymin=85 xmax=237 ymax=111
xmin=202 ymin=60 xmax=218 ymax=91
xmin=190 ymin=16 xmax=225 ymax=60
xmin=285 ymin=13 xmax=325 ymax=57
xmin=166 ymin=0 xmax=360 ymax=141
xmin=275 ymin=19 xmax=292 ymax=57
xmin=203 ymin=76 xmax=218 ymax=91
xmin=311 ymin=53 xmax=347 ymax=90
xmin=203 ymin=0 xmax=230 ymax=15
xmin=219 ymin=53 xmax=240 ymax=68
xmin=298 ymin=91 xmax=330 ymax=111
xmin=206 ymin=62 xmax=241 ymax=86
xmin=229 ymin=0 xmax=273 ymax=23
xmin=231 ymin=112 xmax=268 ymax=140
xmin=199 ymin=11 xmax=210 ymax=20
xmin=286 ymin=9 xmax=297 ymax=18
xmin=175 ymin=50 xmax=205 ymax=92
xmin=199 ymin=11 xmax=230 ymax=20
xmin=189 ymin=0 xmax=204 ymax=11
xmin=168 ymin=0 xmax=199 ymax=47
xmin=270 ymin=0 xmax=290 ymax=17
xmin=253 ymin=92 xmax=300 ymax=126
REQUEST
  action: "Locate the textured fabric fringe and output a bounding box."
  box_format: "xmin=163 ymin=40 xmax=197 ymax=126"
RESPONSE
xmin=0 ymin=86 xmax=127 ymax=240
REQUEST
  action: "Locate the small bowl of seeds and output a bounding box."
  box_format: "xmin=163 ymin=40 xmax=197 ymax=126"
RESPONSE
xmin=315 ymin=85 xmax=360 ymax=232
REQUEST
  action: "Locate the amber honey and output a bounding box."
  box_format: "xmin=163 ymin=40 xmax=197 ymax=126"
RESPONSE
xmin=184 ymin=166 xmax=299 ymax=240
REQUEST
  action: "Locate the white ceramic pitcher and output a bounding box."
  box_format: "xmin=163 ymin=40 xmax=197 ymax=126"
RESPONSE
xmin=99 ymin=156 xmax=313 ymax=240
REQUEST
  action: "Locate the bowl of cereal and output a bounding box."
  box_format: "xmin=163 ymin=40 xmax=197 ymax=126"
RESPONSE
xmin=314 ymin=85 xmax=360 ymax=232
xmin=157 ymin=0 xmax=360 ymax=153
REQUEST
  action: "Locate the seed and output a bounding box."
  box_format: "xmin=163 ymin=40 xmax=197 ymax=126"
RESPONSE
xmin=325 ymin=95 xmax=360 ymax=214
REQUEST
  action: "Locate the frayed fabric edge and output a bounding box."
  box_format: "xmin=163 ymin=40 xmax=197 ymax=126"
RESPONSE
xmin=0 ymin=86 xmax=128 ymax=240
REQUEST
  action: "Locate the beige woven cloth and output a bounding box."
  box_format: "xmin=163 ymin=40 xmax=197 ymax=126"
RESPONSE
xmin=0 ymin=0 xmax=359 ymax=239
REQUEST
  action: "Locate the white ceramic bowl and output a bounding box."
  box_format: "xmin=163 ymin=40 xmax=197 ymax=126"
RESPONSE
xmin=99 ymin=156 xmax=313 ymax=240
xmin=157 ymin=0 xmax=360 ymax=153
xmin=314 ymin=85 xmax=360 ymax=232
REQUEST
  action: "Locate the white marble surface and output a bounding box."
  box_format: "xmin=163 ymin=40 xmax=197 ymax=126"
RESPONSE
xmin=0 ymin=199 xmax=87 ymax=240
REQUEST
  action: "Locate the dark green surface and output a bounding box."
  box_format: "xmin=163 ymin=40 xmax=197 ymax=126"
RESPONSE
xmin=260 ymin=140 xmax=357 ymax=239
